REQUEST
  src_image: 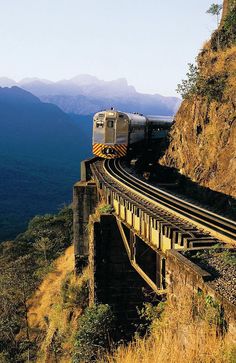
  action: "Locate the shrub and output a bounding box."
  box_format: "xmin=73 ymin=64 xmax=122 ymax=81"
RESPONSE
xmin=61 ymin=272 xmax=89 ymax=309
xmin=176 ymin=63 xmax=227 ymax=101
xmin=99 ymin=204 xmax=114 ymax=214
xmin=201 ymin=73 xmax=228 ymax=101
xmin=73 ymin=304 xmax=115 ymax=362
xmin=138 ymin=302 xmax=165 ymax=328
xmin=221 ymin=250 xmax=236 ymax=266
xmin=176 ymin=63 xmax=200 ymax=99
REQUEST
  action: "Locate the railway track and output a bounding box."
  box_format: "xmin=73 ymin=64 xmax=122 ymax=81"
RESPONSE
xmin=103 ymin=158 xmax=236 ymax=245
xmin=91 ymin=159 xmax=203 ymax=244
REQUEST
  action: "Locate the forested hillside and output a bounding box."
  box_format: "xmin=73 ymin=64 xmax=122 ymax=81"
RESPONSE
xmin=0 ymin=206 xmax=73 ymax=361
xmin=0 ymin=87 xmax=92 ymax=241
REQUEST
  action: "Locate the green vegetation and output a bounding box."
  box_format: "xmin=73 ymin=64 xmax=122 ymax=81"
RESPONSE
xmin=98 ymin=204 xmax=114 ymax=214
xmin=207 ymin=4 xmax=223 ymax=26
xmin=207 ymin=3 xmax=223 ymax=50
xmin=0 ymin=205 xmax=73 ymax=362
xmin=137 ymin=301 xmax=166 ymax=334
xmin=73 ymin=304 xmax=115 ymax=363
xmin=221 ymin=250 xmax=236 ymax=266
xmin=207 ymin=3 xmax=223 ymax=21
xmin=211 ymin=1 xmax=236 ymax=50
xmin=176 ymin=63 xmax=227 ymax=101
xmin=176 ymin=63 xmax=200 ymax=99
xmin=177 ymin=2 xmax=236 ymax=100
xmin=184 ymin=247 xmax=236 ymax=268
xmin=203 ymin=295 xmax=227 ymax=333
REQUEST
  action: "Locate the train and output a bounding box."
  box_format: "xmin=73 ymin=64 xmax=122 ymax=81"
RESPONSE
xmin=92 ymin=108 xmax=174 ymax=159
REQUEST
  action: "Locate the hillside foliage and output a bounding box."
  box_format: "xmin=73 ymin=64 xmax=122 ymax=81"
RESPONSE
xmin=177 ymin=1 xmax=236 ymax=100
xmin=162 ymin=0 xmax=236 ymax=198
xmin=0 ymin=206 xmax=73 ymax=362
xmin=177 ymin=62 xmax=228 ymax=101
xmin=73 ymin=304 xmax=115 ymax=363
xmin=211 ymin=0 xmax=236 ymax=50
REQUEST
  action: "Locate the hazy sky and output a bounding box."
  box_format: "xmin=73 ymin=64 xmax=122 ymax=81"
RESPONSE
xmin=0 ymin=0 xmax=220 ymax=96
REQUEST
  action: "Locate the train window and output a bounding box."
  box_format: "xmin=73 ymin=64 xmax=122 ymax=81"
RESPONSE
xmin=107 ymin=120 xmax=114 ymax=128
xmin=96 ymin=120 xmax=104 ymax=128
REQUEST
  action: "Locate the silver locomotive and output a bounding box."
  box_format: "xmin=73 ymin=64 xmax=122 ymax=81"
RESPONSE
xmin=92 ymin=108 xmax=173 ymax=159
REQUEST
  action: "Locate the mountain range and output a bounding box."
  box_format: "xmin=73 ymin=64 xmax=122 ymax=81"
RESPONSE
xmin=0 ymin=76 xmax=180 ymax=241
xmin=0 ymin=86 xmax=92 ymax=241
xmin=0 ymin=75 xmax=181 ymax=115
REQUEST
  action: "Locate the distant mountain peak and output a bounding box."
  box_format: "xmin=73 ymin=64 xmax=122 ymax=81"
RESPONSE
xmin=0 ymin=86 xmax=41 ymax=104
xmin=70 ymin=74 xmax=100 ymax=85
xmin=0 ymin=77 xmax=16 ymax=87
xmin=19 ymin=77 xmax=53 ymax=85
xmin=0 ymin=75 xmax=181 ymax=115
xmin=111 ymin=77 xmax=128 ymax=85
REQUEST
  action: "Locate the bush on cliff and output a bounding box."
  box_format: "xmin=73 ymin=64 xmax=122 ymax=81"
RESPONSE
xmin=176 ymin=63 xmax=227 ymax=101
xmin=73 ymin=304 xmax=115 ymax=363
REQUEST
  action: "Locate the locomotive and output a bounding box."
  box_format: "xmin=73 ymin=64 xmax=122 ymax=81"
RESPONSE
xmin=92 ymin=108 xmax=173 ymax=159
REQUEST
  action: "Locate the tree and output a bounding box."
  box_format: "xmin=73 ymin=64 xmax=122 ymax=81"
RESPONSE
xmin=0 ymin=255 xmax=37 ymax=361
xmin=0 ymin=270 xmax=20 ymax=356
xmin=0 ymin=205 xmax=73 ymax=360
xmin=176 ymin=63 xmax=200 ymax=99
xmin=207 ymin=3 xmax=223 ymax=49
xmin=34 ymin=237 xmax=55 ymax=263
xmin=207 ymin=3 xmax=223 ymax=26
xmin=10 ymin=255 xmax=37 ymax=341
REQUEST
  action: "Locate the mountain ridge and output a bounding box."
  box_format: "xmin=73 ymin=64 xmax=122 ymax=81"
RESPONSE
xmin=0 ymin=75 xmax=181 ymax=115
xmin=0 ymin=86 xmax=92 ymax=242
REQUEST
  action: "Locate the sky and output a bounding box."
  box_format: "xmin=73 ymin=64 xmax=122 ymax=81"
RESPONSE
xmin=0 ymin=0 xmax=221 ymax=96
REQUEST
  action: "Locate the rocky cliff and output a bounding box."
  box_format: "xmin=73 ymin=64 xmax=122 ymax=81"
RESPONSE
xmin=161 ymin=0 xmax=236 ymax=198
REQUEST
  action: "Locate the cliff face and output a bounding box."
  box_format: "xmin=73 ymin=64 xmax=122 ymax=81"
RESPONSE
xmin=161 ymin=0 xmax=236 ymax=198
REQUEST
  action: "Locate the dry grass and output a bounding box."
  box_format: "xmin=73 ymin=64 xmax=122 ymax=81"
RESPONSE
xmin=28 ymin=245 xmax=75 ymax=330
xmin=105 ymin=288 xmax=236 ymax=363
xmin=28 ymin=245 xmax=91 ymax=362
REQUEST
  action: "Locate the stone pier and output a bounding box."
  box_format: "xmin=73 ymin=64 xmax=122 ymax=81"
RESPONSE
xmin=89 ymin=213 xmax=154 ymax=337
xmin=73 ymin=180 xmax=98 ymax=272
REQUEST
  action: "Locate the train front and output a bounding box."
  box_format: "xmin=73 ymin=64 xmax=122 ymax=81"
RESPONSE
xmin=92 ymin=110 xmax=129 ymax=158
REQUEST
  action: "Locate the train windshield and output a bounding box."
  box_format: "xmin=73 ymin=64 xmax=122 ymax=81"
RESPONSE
xmin=93 ymin=114 xmax=105 ymax=143
xmin=107 ymin=120 xmax=114 ymax=128
xmin=105 ymin=118 xmax=115 ymax=142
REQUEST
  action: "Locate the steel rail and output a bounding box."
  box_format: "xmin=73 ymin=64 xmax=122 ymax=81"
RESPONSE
xmin=117 ymin=160 xmax=236 ymax=227
xmin=104 ymin=159 xmax=236 ymax=243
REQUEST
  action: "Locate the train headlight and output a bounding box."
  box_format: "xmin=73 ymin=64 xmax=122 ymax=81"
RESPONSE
xmin=102 ymin=147 xmax=116 ymax=155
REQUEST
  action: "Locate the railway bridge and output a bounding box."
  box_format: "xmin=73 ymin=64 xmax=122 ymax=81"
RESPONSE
xmin=73 ymin=157 xmax=236 ymax=336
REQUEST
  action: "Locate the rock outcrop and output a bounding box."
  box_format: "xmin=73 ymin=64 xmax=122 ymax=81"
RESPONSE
xmin=161 ymin=0 xmax=236 ymax=198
